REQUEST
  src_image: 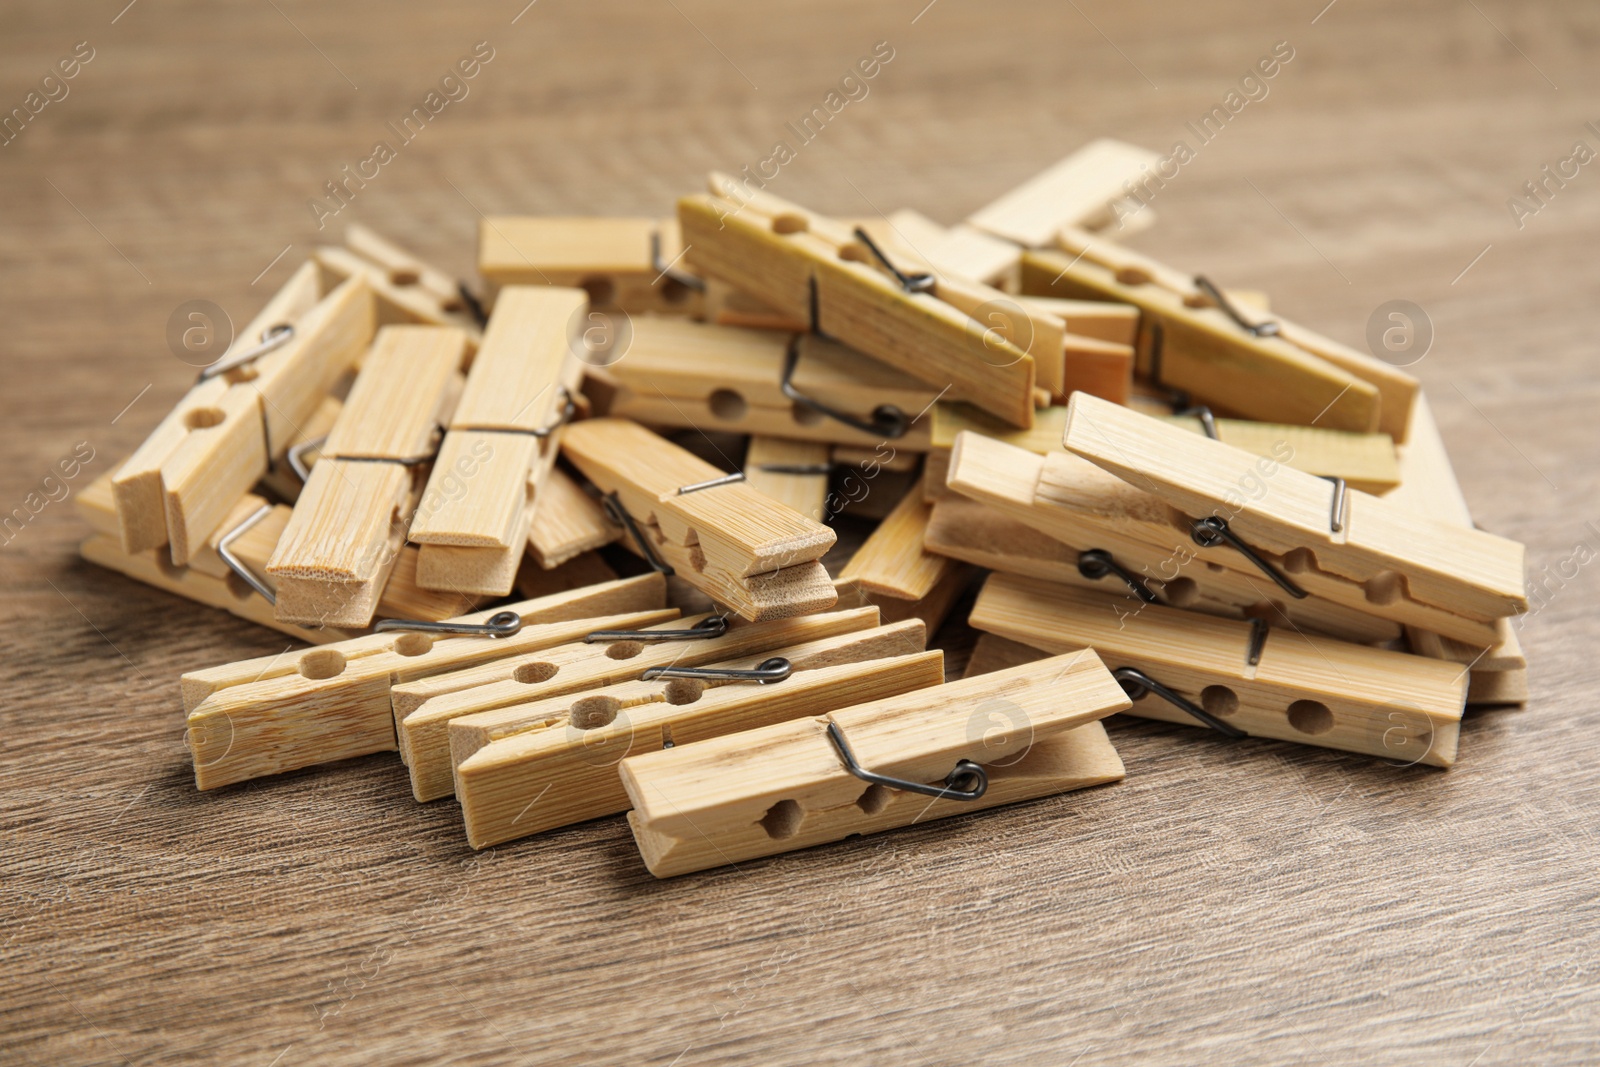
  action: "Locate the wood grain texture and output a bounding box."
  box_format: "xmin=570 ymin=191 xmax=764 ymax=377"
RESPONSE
xmin=4 ymin=2 xmax=1597 ymax=1063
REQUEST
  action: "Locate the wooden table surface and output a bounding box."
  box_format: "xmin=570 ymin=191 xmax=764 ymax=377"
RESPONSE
xmin=4 ymin=1 xmax=1597 ymax=1062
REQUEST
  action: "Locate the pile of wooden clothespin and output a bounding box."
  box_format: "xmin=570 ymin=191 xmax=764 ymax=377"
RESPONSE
xmin=82 ymin=139 xmax=1529 ymax=877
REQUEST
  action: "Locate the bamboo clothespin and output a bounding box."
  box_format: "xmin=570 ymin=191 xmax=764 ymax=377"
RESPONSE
xmin=923 ymin=492 xmax=1393 ymax=646
xmin=396 ymin=606 xmax=883 ymax=802
xmin=966 ymin=138 xmax=1163 ymax=246
xmin=560 ymin=418 xmax=838 ymax=621
xmin=180 ymin=573 xmax=670 ymax=790
xmin=678 ymin=176 xmax=1041 ymax=427
xmin=971 ymin=573 xmax=1469 ymax=766
xmin=743 ymin=438 xmax=832 ymax=520
xmin=476 ymin=216 xmax=705 ymax=314
xmin=111 ymin=261 xmax=375 ymax=564
xmin=339 ymin=223 xmax=489 ymax=337
xmin=1060 ymin=393 xmax=1527 ymax=635
xmin=454 ymin=620 xmax=940 ymax=847
xmin=620 ymin=653 xmax=1131 ymax=877
xmin=407 ymin=286 xmax=587 ymax=596
xmin=1384 ymin=392 xmax=1528 ymax=705
xmin=265 ymin=325 xmax=467 ymax=627
xmin=838 ymin=474 xmax=960 ymax=602
xmin=316 ymin=228 xmax=484 ymax=343
xmin=599 ymin=317 xmax=938 ymax=449
xmin=945 ymin=422 xmax=1492 ymax=644
xmin=77 ymin=473 xmax=348 ymax=643
xmin=1020 ymin=228 xmax=1418 ymax=438
xmin=855 ymin=215 xmax=1141 ymax=403
xmin=927 ymin=399 xmax=1400 ymax=505
xmin=191 ymin=490 xmax=483 ymax=629
xmin=864 ymin=209 xmax=1024 ymax=290
xmin=527 ymin=466 xmax=621 ymax=568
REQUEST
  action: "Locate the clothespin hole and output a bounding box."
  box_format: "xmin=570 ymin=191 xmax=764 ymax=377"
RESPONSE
xmin=513 ymin=661 xmax=559 ymax=684
xmin=789 ymin=401 xmax=825 ymax=427
xmin=1201 ymin=686 xmax=1240 ymax=718
xmin=759 ymin=799 xmax=805 ymax=839
xmin=388 ymin=269 xmax=420 ymax=287
xmin=837 ymin=242 xmax=872 ymax=264
xmin=1363 ymin=570 xmax=1407 ymax=606
xmin=770 ymin=214 xmax=808 ymax=235
xmin=1287 ymin=700 xmax=1334 ymax=735
xmin=708 ymin=389 xmax=748 ymax=421
xmin=391 ymin=633 xmax=434 ymax=657
xmin=298 ymin=649 xmax=347 ymax=681
xmin=1163 ymin=577 xmax=1199 ymax=606
xmin=1282 ymin=547 xmax=1317 ymax=574
xmin=854 ymin=784 xmax=892 ymax=816
xmin=184 ymin=407 xmax=226 ymax=431
xmin=602 ymin=641 xmax=645 ymax=661
xmin=1115 ymin=267 xmax=1153 ymax=286
xmin=570 ymin=695 xmax=622 ymax=730
xmin=662 ymin=679 xmax=707 ymax=706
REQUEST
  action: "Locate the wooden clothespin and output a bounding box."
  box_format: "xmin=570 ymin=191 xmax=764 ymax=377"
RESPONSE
xmin=743 ymin=438 xmax=831 ymax=520
xmin=678 ymin=176 xmax=1041 ymax=427
xmin=395 ymin=606 xmax=883 ymax=802
xmin=943 ymin=417 xmax=1499 ymax=646
xmin=1385 ymin=393 xmax=1528 ymax=705
xmin=966 ymin=138 xmax=1163 ymax=246
xmin=619 ymin=653 xmax=1131 ymax=877
xmin=838 ymin=474 xmax=961 ymax=603
xmin=265 ymin=325 xmax=467 ymax=627
xmin=972 ymin=572 xmax=1468 ymax=766
xmin=407 ymin=286 xmax=587 ymax=596
xmin=526 ymin=466 xmax=620 ymax=568
xmin=1060 ymin=393 xmax=1527 ymax=637
xmin=455 ymin=620 xmax=940 ymax=847
xmin=180 ymin=574 xmax=670 ymax=789
xmin=854 ymin=216 xmax=1140 ymax=403
xmin=339 ymin=223 xmax=489 ymax=337
xmin=597 ymin=316 xmax=937 ymax=450
xmin=316 ymin=226 xmax=484 ymax=342
xmin=111 ymin=261 xmax=374 ymax=564
xmin=476 ymin=216 xmax=705 ymax=314
xmin=77 ymin=474 xmax=347 ymax=644
xmin=1021 ymin=227 xmax=1419 ymax=438
xmin=927 ymin=473 xmax=1400 ymax=646
xmin=863 ymin=209 xmax=1024 ymax=290
xmin=560 ymin=418 xmax=838 ymax=621
xmin=927 ymin=399 xmax=1401 ymax=505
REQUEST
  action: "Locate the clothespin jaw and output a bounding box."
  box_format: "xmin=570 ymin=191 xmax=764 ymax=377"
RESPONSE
xmin=476 ymin=216 xmax=706 ymax=315
xmin=970 ymin=572 xmax=1468 ymax=767
xmin=677 ymin=182 xmax=1040 ymax=428
xmin=1060 ymin=393 xmax=1528 ymax=627
xmin=619 ymin=652 xmax=1131 ymax=877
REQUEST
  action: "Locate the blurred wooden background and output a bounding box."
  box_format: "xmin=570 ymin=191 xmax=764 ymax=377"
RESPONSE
xmin=2 ymin=1 xmax=1597 ymax=1063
